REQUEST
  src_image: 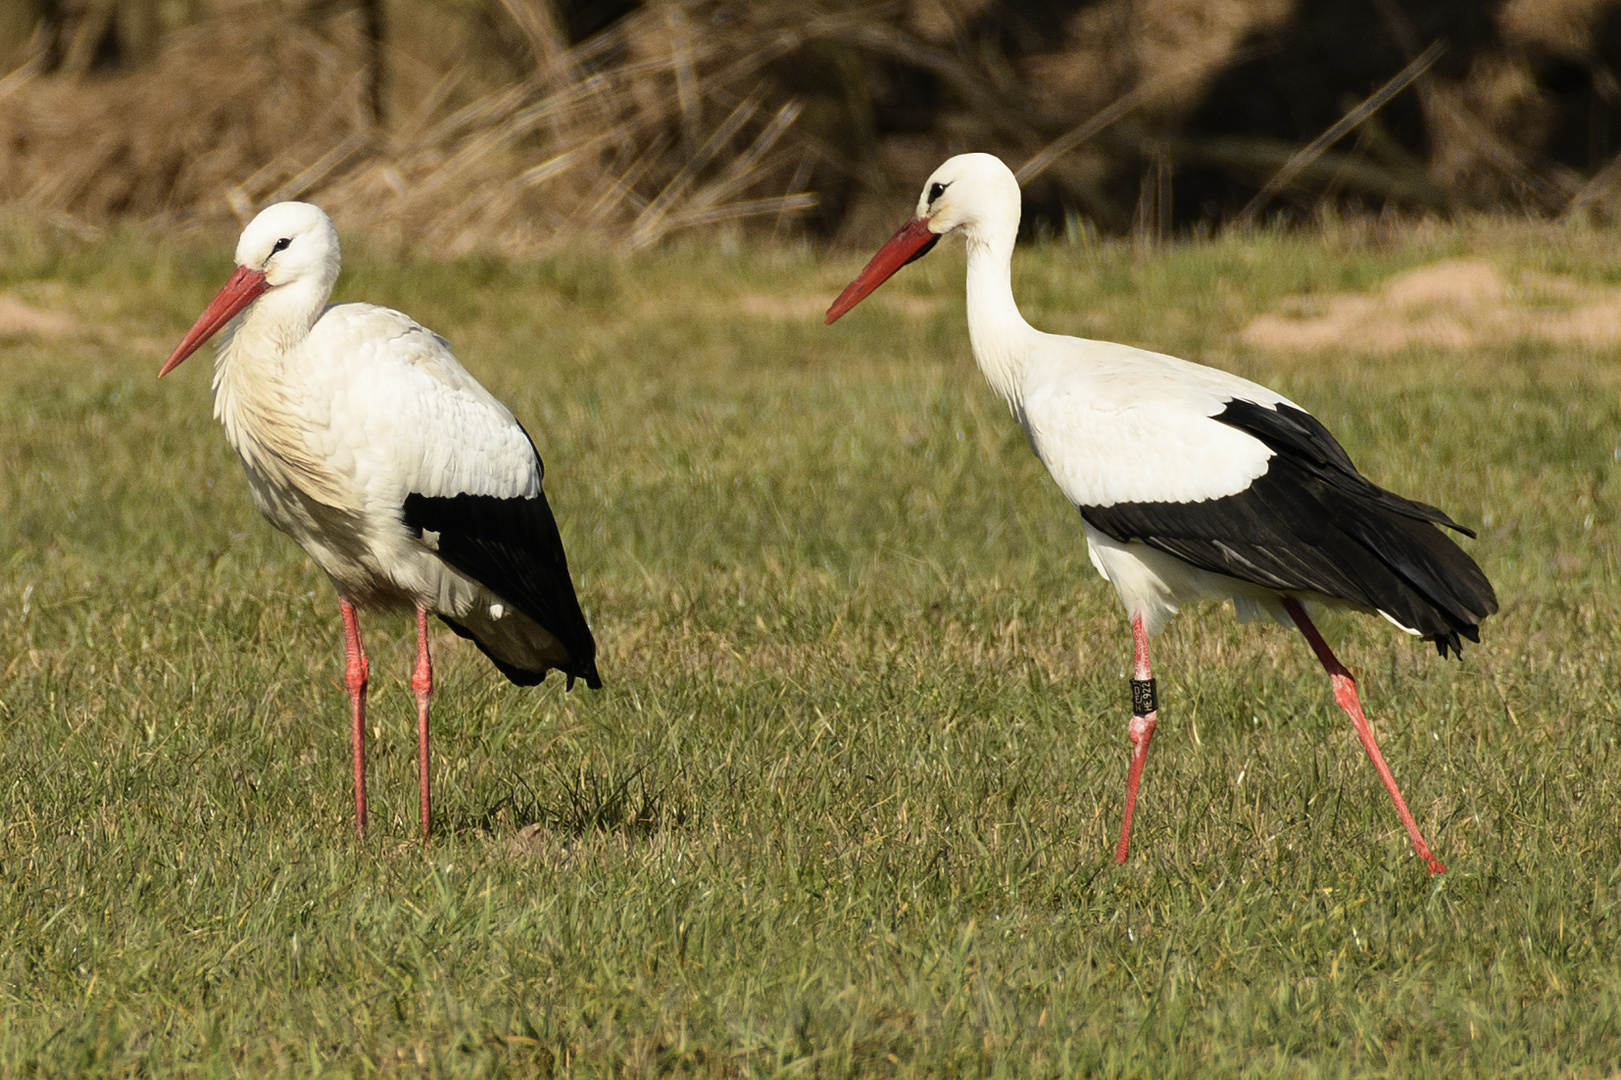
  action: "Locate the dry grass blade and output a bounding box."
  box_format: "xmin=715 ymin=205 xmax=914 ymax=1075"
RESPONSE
xmin=666 ymin=5 xmax=702 ymax=147
xmin=718 ymin=102 xmax=805 ymax=189
xmin=1016 ymin=86 xmax=1159 ymax=187
xmin=1561 ymin=147 xmax=1621 ymax=220
xmin=654 ymin=192 xmax=820 ymax=234
xmin=1430 ymin=94 xmax=1582 ymax=212
xmin=581 ymin=133 xmax=672 ymax=225
xmin=1146 ymin=131 xmax=1446 ymax=208
xmin=629 ymin=90 xmax=768 ymax=248
xmin=264 ymin=132 xmax=372 ymax=207
xmin=1017 ymin=45 xmax=1274 ymax=187
xmin=1234 ymin=40 xmax=1446 ymax=225
xmin=519 ymin=146 xmax=596 ymax=190
xmin=495 ymin=0 xmax=568 ymax=78
xmin=0 ymin=54 xmax=44 ymax=104
xmin=631 ymin=101 xmax=807 ymax=250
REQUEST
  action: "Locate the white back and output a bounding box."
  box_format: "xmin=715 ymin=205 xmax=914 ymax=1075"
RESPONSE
xmin=909 ymin=153 xmax=1293 ymax=506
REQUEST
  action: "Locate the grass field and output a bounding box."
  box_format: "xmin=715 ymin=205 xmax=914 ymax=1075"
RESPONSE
xmin=2 ymin=215 xmax=1621 ymax=1076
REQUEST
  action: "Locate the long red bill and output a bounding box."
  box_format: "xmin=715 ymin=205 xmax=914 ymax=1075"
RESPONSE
xmin=824 ymin=217 xmax=940 ymax=325
xmin=159 ymin=265 xmax=271 ymax=376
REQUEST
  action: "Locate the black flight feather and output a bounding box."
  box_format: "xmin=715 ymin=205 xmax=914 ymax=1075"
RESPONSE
xmin=1079 ymin=400 xmax=1498 ymax=658
xmin=401 ymin=439 xmax=600 ymax=689
xmin=403 ymin=489 xmax=601 ymax=688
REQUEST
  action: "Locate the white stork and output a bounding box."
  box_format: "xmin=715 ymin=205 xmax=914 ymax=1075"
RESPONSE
xmin=161 ymin=201 xmax=600 ymax=839
xmin=826 ymin=154 xmax=1496 ymax=875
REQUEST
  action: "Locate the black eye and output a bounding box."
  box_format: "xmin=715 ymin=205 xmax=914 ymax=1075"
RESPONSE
xmin=928 ymin=182 xmax=948 ymax=204
xmin=271 ymin=237 xmax=292 ymax=254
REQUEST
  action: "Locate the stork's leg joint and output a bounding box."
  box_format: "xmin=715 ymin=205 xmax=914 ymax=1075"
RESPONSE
xmin=1329 ymin=672 xmax=1360 ymax=716
xmin=345 ymin=653 xmax=370 ymax=694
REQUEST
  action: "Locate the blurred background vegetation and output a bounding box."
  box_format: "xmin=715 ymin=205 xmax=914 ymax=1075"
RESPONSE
xmin=2 ymin=0 xmax=1621 ymax=253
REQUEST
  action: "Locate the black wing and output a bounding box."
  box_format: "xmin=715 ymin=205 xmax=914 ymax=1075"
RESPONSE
xmin=1080 ymin=400 xmax=1498 ymax=657
xmin=402 ymin=439 xmax=600 ymax=689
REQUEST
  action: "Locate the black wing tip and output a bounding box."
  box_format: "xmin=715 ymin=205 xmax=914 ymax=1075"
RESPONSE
xmin=512 ymin=656 xmax=602 ymax=690
xmin=1425 ymin=510 xmax=1477 ymax=538
xmin=1428 ymin=614 xmax=1487 ymax=660
xmin=564 ymin=664 xmax=603 ymax=690
xmin=492 ymin=658 xmax=603 ymax=689
xmin=438 ymin=614 xmax=603 ymax=689
xmin=564 ymin=660 xmax=604 ymax=691
xmin=478 ymin=650 xmax=604 ymax=690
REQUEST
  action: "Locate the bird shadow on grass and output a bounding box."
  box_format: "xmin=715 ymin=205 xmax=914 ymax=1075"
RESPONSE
xmin=456 ymin=759 xmax=684 ymax=844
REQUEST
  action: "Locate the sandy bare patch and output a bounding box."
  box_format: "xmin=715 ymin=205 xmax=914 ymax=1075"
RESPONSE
xmin=0 ymin=294 xmax=77 ymax=339
xmin=1241 ymin=258 xmax=1621 ymax=353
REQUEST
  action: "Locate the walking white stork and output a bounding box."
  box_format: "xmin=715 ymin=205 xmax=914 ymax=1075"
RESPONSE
xmin=826 ymin=154 xmax=1496 ymax=874
xmin=161 ymin=201 xmax=601 ymax=839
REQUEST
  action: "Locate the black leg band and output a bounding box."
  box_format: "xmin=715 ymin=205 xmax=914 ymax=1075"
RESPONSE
xmin=1130 ymin=678 xmax=1158 ymax=716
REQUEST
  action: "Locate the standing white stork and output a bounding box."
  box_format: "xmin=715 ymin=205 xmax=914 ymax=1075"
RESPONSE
xmin=161 ymin=201 xmax=601 ymax=839
xmin=825 ymin=154 xmax=1496 ymax=875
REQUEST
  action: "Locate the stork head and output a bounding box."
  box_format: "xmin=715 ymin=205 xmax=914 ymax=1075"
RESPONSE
xmin=236 ymin=201 xmax=341 ymax=291
xmin=160 ymin=201 xmax=341 ymax=376
xmin=825 ymin=153 xmax=1022 ymax=324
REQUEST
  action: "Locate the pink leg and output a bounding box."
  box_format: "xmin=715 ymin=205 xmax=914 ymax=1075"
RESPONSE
xmin=340 ymin=598 xmax=370 ymax=836
xmin=1115 ymin=613 xmax=1159 ymax=864
xmin=1282 ymin=598 xmax=1446 ymax=875
xmin=412 ymin=606 xmax=433 ymax=840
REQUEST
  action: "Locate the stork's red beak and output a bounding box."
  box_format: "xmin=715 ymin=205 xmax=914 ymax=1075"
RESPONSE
xmin=159 ymin=265 xmax=270 ymax=376
xmin=825 ymin=217 xmax=941 ymax=325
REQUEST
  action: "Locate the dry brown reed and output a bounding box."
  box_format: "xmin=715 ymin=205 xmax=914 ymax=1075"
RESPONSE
xmin=3 ymin=0 xmax=1620 ymax=251
xmin=0 ymin=0 xmax=832 ymax=254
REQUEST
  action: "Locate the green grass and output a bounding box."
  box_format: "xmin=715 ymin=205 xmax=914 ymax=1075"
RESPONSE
xmin=3 ymin=216 xmax=1621 ymax=1076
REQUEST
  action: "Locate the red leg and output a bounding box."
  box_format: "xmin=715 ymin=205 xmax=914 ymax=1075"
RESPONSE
xmin=412 ymin=606 xmax=433 ymax=840
xmin=340 ymin=598 xmax=370 ymax=836
xmin=1282 ymin=598 xmax=1446 ymax=875
xmin=1115 ymin=613 xmax=1159 ymax=864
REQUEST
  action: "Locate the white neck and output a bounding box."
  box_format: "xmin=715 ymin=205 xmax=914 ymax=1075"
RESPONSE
xmin=210 ymin=271 xmax=334 ymax=439
xmin=962 ymin=216 xmax=1037 ymax=406
xmin=230 ymin=274 xmax=331 ymax=362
